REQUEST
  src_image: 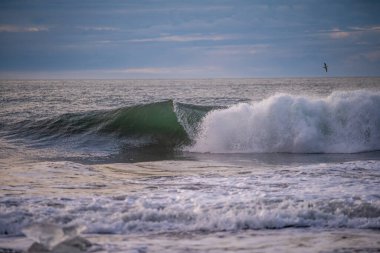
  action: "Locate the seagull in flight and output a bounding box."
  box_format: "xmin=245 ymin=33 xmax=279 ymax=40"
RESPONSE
xmin=323 ymin=62 xmax=328 ymax=72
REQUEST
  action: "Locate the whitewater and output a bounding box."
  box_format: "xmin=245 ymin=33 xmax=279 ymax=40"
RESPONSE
xmin=0 ymin=78 xmax=379 ymax=252
xmin=190 ymin=90 xmax=380 ymax=153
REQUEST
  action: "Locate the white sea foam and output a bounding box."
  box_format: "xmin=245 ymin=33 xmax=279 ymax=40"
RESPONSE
xmin=1 ymin=160 xmax=379 ymax=236
xmin=189 ymin=90 xmax=380 ymax=153
xmin=22 ymin=223 xmax=85 ymax=250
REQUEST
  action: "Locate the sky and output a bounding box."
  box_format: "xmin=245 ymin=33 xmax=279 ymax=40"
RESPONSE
xmin=0 ymin=0 xmax=380 ymax=79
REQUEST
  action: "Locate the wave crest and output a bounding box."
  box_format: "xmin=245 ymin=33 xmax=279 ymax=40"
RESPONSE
xmin=189 ymin=90 xmax=380 ymax=153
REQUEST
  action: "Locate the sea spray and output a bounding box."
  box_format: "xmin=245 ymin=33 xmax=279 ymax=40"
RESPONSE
xmin=189 ymin=90 xmax=380 ymax=153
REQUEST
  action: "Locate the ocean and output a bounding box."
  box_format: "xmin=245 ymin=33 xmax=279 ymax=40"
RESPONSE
xmin=0 ymin=78 xmax=379 ymax=252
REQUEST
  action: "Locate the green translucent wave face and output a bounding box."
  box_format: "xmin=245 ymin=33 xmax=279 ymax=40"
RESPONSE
xmin=101 ymin=100 xmax=189 ymax=145
xmin=7 ymin=100 xmax=216 ymax=148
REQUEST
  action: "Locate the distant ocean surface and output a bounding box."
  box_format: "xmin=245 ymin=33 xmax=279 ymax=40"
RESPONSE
xmin=0 ymin=78 xmax=379 ymax=252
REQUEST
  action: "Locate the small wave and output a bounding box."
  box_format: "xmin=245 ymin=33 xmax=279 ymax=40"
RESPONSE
xmin=189 ymin=90 xmax=380 ymax=153
xmin=2 ymin=193 xmax=379 ymax=236
xmin=1 ymin=160 xmax=379 ymax=236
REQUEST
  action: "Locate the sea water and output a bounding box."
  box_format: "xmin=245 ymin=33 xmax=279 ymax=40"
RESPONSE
xmin=0 ymin=78 xmax=379 ymax=252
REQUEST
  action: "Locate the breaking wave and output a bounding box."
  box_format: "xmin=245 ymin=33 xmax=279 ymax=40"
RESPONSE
xmin=190 ymin=90 xmax=380 ymax=153
xmin=4 ymin=90 xmax=380 ymax=154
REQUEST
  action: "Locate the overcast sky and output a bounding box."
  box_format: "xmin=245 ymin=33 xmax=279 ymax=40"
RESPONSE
xmin=0 ymin=0 xmax=379 ymax=79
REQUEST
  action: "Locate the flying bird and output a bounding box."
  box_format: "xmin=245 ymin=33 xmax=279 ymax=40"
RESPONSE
xmin=323 ymin=62 xmax=328 ymax=72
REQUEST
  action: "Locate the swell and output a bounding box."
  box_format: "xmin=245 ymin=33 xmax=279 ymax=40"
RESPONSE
xmin=6 ymin=100 xmax=214 ymax=149
xmin=189 ymin=90 xmax=380 ymax=154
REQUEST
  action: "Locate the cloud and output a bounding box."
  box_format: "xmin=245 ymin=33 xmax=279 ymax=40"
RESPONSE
xmin=0 ymin=66 xmax=224 ymax=79
xmin=0 ymin=25 xmax=49 ymax=33
xmin=105 ymin=66 xmax=221 ymax=77
xmin=350 ymin=25 xmax=380 ymax=32
xmin=113 ymin=5 xmax=231 ymax=14
xmin=203 ymin=44 xmax=270 ymax=56
xmin=325 ymin=25 xmax=380 ymax=39
xmin=329 ymin=28 xmax=350 ymax=39
xmin=128 ymin=34 xmax=234 ymax=43
xmin=117 ymin=67 xmax=177 ymax=74
xmin=109 ymin=66 xmax=214 ymax=74
xmin=364 ymin=50 xmax=380 ymax=62
xmin=77 ymin=26 xmax=120 ymax=31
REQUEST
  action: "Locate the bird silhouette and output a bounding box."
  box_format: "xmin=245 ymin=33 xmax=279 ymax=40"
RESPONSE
xmin=323 ymin=62 xmax=328 ymax=72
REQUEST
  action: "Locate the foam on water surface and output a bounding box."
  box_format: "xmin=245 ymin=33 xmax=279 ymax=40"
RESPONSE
xmin=21 ymin=223 xmax=86 ymax=250
xmin=1 ymin=160 xmax=379 ymax=238
xmin=190 ymin=90 xmax=380 ymax=153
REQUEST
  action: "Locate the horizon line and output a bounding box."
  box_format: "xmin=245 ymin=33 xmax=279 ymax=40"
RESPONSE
xmin=1 ymin=75 xmax=380 ymax=81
